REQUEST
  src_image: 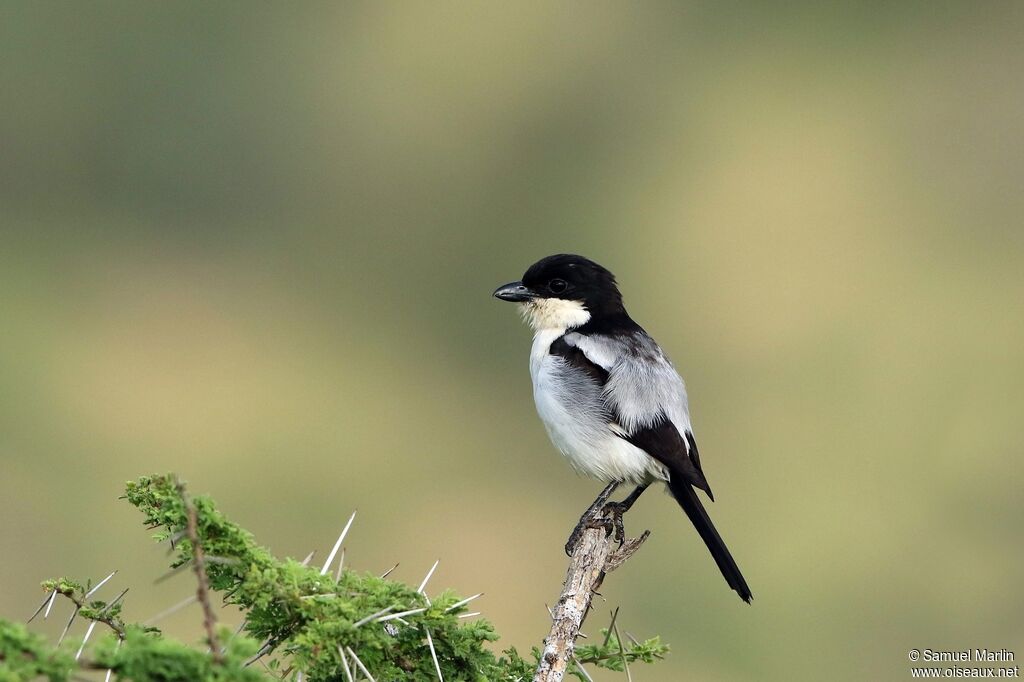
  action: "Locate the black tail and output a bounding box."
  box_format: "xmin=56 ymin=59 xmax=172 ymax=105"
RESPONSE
xmin=668 ymin=477 xmax=752 ymax=603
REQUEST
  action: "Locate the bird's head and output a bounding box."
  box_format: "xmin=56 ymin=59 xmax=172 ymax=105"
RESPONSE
xmin=493 ymin=254 xmax=624 ymax=331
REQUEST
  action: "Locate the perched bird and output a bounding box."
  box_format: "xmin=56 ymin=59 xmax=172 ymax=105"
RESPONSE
xmin=493 ymin=254 xmax=752 ymax=602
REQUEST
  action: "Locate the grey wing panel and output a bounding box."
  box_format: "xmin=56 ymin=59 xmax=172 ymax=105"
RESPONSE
xmin=569 ymin=331 xmax=692 ymax=436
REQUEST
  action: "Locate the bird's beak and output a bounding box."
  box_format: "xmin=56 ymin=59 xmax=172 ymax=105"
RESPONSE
xmin=493 ymin=281 xmax=537 ymax=302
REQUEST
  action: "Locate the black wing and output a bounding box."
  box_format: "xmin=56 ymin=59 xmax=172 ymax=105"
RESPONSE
xmin=624 ymin=416 xmax=713 ymax=500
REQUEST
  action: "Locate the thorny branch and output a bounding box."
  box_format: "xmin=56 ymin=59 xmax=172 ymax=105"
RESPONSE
xmin=178 ymin=479 xmax=223 ymax=664
xmin=534 ymin=486 xmax=651 ymax=682
xmin=50 ymin=584 xmax=128 ymax=641
xmin=10 ymin=474 xmax=668 ymax=681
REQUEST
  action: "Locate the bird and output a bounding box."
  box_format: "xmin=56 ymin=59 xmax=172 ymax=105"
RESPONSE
xmin=493 ymin=254 xmax=752 ymax=603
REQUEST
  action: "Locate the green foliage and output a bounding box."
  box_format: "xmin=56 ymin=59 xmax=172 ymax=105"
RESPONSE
xmin=0 ymin=474 xmax=669 ymax=681
xmin=0 ymin=620 xmax=73 ymax=682
xmin=92 ymin=626 xmax=264 ymax=682
xmin=123 ymin=474 xmax=534 ymax=680
xmin=573 ymin=630 xmax=669 ymax=678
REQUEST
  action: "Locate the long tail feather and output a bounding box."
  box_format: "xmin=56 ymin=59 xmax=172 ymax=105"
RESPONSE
xmin=668 ymin=478 xmax=753 ymax=603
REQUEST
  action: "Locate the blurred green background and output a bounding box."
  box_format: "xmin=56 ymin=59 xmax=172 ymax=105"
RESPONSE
xmin=2 ymin=2 xmax=1022 ymax=680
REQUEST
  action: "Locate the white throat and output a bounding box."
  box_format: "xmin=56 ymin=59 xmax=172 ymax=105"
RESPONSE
xmin=518 ymin=298 xmax=591 ymax=333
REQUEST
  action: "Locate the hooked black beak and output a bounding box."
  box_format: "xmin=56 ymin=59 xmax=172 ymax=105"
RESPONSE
xmin=493 ymin=281 xmax=537 ymax=302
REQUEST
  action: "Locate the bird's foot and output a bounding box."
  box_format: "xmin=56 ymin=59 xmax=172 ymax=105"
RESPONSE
xmin=564 ymin=482 xmax=619 ymax=556
xmin=563 ymin=501 xmax=630 ymax=555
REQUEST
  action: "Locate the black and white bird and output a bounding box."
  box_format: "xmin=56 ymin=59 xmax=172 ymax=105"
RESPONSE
xmin=493 ymin=254 xmax=752 ymax=603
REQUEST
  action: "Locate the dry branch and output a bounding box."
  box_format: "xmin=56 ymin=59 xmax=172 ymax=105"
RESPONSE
xmin=534 ymin=487 xmax=650 ymax=682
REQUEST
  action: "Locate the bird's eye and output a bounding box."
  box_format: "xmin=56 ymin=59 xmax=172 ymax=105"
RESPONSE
xmin=548 ymin=278 xmax=568 ymax=294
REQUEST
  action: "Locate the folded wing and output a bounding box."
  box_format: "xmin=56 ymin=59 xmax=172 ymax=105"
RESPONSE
xmin=558 ymin=330 xmax=711 ymax=494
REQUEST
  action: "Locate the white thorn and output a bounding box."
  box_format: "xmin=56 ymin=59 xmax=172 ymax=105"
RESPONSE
xmin=105 ymin=587 xmax=129 ymax=612
xmin=85 ymin=570 xmax=118 ymax=598
xmin=301 ymin=593 xmax=337 ymax=600
xmin=424 ymin=627 xmax=444 ymax=681
xmin=76 ymin=621 xmax=97 ymax=660
xmin=300 ymin=550 xmax=316 ymax=567
xmin=57 ymin=608 xmax=79 ymax=645
xmin=321 ymin=511 xmax=357 ymax=576
xmin=353 ymin=606 xmax=394 ymax=628
xmin=28 ymin=594 xmax=51 ymax=623
xmin=337 ymin=645 xmax=355 ymax=682
xmin=43 ymin=589 xmax=59 ymax=619
xmin=347 ymin=646 xmax=376 ymax=682
xmin=103 ymin=640 xmax=122 ymax=682
xmin=445 ymin=593 xmax=482 ymax=613
xmin=457 ymin=612 xmax=480 ymax=619
xmin=417 ymin=559 xmax=439 ymax=595
xmin=377 ymin=607 xmax=425 ymax=622
xmin=379 ymin=563 xmax=399 ymax=579
xmin=335 ymin=548 xmax=345 ymax=581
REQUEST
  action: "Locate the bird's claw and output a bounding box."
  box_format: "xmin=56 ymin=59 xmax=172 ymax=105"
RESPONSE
xmin=564 ymin=501 xmax=629 ymax=555
xmin=565 ymin=482 xmax=621 ymax=556
xmin=601 ymin=501 xmax=628 ymax=546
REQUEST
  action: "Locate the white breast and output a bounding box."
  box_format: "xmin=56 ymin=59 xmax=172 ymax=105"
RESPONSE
xmin=529 ymin=330 xmax=666 ymax=485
